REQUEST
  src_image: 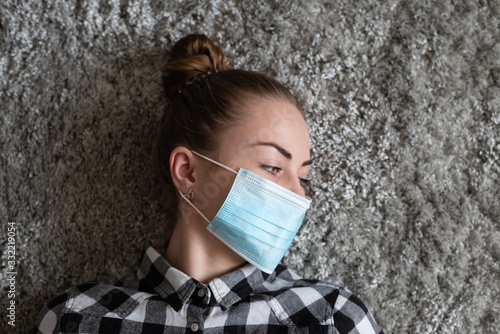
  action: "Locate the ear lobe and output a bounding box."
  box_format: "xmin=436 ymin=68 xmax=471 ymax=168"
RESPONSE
xmin=170 ymin=147 xmax=196 ymax=192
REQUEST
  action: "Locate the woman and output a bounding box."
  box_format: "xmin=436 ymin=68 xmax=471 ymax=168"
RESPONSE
xmin=34 ymin=34 xmax=383 ymax=333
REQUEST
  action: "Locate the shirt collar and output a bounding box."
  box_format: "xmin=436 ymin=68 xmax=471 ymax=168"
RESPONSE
xmin=137 ymin=241 xmax=272 ymax=311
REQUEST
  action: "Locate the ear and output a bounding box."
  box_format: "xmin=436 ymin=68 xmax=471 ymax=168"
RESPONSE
xmin=169 ymin=146 xmax=196 ymax=193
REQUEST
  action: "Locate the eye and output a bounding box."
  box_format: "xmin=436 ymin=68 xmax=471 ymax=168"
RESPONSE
xmin=261 ymin=165 xmax=283 ymax=175
xmin=299 ymin=177 xmax=311 ymax=188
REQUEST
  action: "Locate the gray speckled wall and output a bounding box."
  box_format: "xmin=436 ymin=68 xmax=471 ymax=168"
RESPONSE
xmin=1 ymin=1 xmax=499 ymax=332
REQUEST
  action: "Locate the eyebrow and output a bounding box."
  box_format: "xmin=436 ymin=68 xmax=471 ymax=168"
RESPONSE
xmin=252 ymin=141 xmax=313 ymax=166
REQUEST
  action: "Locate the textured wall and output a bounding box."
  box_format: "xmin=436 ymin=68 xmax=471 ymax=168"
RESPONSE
xmin=1 ymin=1 xmax=499 ymax=333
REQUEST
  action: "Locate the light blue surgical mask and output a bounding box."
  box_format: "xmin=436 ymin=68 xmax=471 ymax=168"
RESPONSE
xmin=178 ymin=151 xmax=312 ymax=274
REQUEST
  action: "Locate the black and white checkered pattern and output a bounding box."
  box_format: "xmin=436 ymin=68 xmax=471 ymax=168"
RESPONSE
xmin=34 ymin=242 xmax=383 ymax=333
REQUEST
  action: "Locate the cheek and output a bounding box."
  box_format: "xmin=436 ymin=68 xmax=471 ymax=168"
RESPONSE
xmin=195 ymin=169 xmax=234 ymax=219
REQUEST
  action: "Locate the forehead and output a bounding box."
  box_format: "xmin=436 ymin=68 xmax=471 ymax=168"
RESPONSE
xmin=222 ymin=98 xmax=310 ymax=155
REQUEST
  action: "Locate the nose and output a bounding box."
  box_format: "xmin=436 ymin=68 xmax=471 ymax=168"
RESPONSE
xmin=283 ymin=174 xmax=306 ymax=198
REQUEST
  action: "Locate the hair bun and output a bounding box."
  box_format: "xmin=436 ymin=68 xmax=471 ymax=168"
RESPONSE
xmin=163 ymin=34 xmax=227 ymax=98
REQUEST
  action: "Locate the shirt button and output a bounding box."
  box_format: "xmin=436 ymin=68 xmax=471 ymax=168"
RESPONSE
xmin=190 ymin=323 xmax=199 ymax=332
xmin=197 ymin=288 xmax=206 ymax=298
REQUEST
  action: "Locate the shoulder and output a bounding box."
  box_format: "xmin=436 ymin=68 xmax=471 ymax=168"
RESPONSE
xmin=257 ymin=266 xmax=383 ymax=334
xmin=328 ymin=285 xmax=383 ymax=334
xmin=34 ymin=289 xmax=70 ymax=334
xmin=33 ymin=280 xmax=154 ymax=334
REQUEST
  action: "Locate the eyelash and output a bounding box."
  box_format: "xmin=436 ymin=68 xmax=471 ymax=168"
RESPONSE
xmin=261 ymin=165 xmax=283 ymax=175
xmin=299 ymin=178 xmax=311 ymax=187
xmin=261 ymin=165 xmax=311 ymax=187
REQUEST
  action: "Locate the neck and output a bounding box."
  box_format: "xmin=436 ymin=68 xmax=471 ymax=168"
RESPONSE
xmin=164 ymin=209 xmax=246 ymax=283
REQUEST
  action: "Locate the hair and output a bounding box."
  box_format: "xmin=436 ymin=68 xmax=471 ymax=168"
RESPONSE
xmin=157 ymin=34 xmax=302 ymax=212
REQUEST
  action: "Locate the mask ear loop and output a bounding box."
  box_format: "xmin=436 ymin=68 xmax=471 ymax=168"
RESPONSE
xmin=177 ymin=150 xmax=238 ymax=224
xmin=178 ymin=189 xmax=211 ymax=224
xmin=191 ymin=151 xmax=238 ymax=174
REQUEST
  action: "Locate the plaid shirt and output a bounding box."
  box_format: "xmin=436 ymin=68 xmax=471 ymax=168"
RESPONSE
xmin=34 ymin=242 xmax=383 ymax=333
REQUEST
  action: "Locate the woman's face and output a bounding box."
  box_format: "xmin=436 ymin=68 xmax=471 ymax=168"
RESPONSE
xmin=194 ymin=98 xmax=311 ymax=220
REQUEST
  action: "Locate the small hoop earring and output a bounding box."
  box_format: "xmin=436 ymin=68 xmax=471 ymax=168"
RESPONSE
xmin=184 ymin=187 xmax=194 ymax=201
